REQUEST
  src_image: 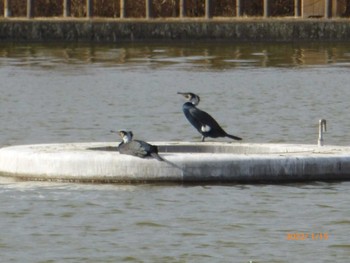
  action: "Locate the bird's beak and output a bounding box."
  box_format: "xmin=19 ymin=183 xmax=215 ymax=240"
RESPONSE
xmin=177 ymin=92 xmax=187 ymax=97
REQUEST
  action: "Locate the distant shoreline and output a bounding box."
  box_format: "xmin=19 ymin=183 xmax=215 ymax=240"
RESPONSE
xmin=1 ymin=18 xmax=350 ymax=42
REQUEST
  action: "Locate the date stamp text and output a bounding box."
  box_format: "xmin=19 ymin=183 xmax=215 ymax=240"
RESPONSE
xmin=286 ymin=232 xmax=329 ymax=241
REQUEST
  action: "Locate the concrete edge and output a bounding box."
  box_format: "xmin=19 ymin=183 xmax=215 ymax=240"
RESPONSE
xmin=1 ymin=142 xmax=350 ymax=184
xmin=1 ymin=19 xmax=350 ymax=42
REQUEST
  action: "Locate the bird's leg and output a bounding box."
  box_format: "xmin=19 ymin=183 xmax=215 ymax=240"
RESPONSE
xmin=201 ymin=136 xmax=205 ymax=142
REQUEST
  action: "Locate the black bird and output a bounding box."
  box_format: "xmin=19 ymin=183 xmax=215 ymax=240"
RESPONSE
xmin=177 ymin=92 xmax=242 ymax=142
xmin=116 ymin=130 xmax=165 ymax=161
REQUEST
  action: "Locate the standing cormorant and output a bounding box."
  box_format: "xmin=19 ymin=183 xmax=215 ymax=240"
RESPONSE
xmin=177 ymin=92 xmax=242 ymax=142
xmin=116 ymin=130 xmax=165 ymax=161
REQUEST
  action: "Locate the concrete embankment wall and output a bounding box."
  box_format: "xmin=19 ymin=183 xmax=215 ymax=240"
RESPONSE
xmin=1 ymin=18 xmax=350 ymax=42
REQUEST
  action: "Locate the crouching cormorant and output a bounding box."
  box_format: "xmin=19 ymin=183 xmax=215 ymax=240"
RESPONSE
xmin=177 ymin=92 xmax=242 ymax=142
xmin=117 ymin=130 xmax=165 ymax=161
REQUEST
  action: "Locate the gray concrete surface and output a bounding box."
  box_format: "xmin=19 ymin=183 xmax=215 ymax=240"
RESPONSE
xmin=1 ymin=142 xmax=350 ymax=184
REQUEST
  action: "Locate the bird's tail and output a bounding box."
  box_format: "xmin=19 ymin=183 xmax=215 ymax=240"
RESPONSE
xmin=226 ymin=133 xmax=242 ymax=141
xmin=151 ymin=152 xmax=166 ymax=161
xmin=151 ymin=153 xmax=182 ymax=170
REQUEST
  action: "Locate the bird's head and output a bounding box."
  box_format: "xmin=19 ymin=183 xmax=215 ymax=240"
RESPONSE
xmin=177 ymin=92 xmax=200 ymax=106
xmin=118 ymin=130 xmax=133 ymax=143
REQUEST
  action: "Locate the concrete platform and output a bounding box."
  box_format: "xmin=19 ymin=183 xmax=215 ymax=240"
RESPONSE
xmin=0 ymin=142 xmax=350 ymax=184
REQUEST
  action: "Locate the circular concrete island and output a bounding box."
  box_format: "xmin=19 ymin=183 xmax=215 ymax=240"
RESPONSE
xmin=0 ymin=142 xmax=350 ymax=184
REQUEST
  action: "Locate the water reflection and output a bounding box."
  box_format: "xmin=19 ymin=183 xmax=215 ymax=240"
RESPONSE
xmin=1 ymin=42 xmax=350 ymax=70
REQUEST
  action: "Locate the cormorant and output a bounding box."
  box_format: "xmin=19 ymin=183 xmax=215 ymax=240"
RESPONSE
xmin=177 ymin=92 xmax=242 ymax=142
xmin=116 ymin=130 xmax=165 ymax=161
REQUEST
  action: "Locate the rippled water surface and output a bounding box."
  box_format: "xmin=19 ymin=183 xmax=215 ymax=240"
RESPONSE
xmin=1 ymin=42 xmax=350 ymax=262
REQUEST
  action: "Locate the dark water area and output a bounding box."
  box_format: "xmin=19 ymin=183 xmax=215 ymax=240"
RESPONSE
xmin=1 ymin=41 xmax=350 ymax=70
xmin=1 ymin=41 xmax=350 ymax=262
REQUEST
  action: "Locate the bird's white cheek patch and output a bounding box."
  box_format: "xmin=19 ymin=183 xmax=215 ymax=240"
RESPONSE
xmin=123 ymin=135 xmax=132 ymax=143
xmin=201 ymin=125 xmax=211 ymax=132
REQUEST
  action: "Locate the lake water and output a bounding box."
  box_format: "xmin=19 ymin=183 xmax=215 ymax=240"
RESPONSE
xmin=1 ymin=42 xmax=350 ymax=262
